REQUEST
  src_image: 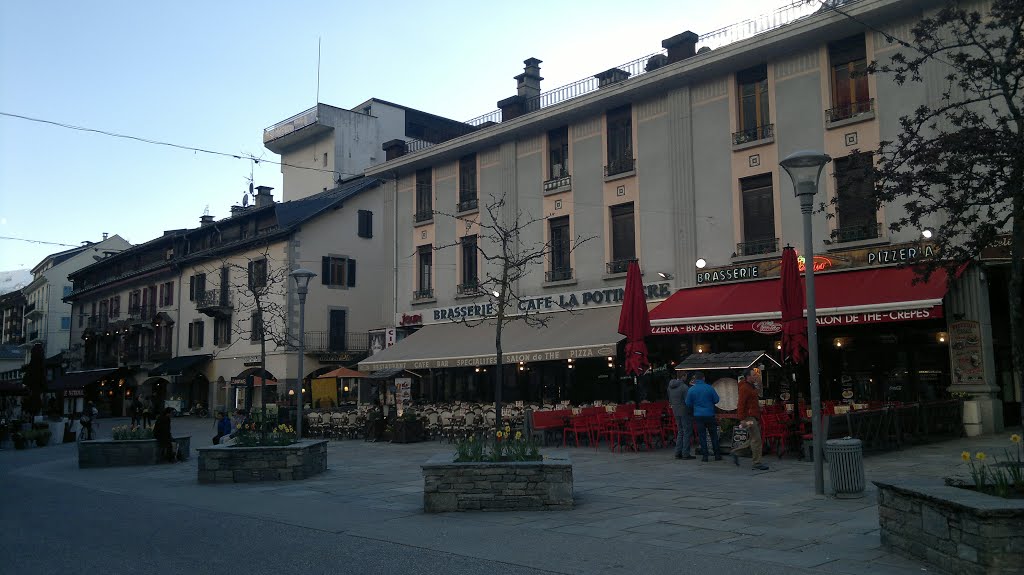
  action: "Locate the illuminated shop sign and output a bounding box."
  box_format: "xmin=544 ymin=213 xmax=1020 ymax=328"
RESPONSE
xmin=651 ymin=306 xmax=942 ymax=334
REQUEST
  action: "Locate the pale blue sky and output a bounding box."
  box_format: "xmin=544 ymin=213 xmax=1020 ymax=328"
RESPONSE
xmin=0 ymin=0 xmax=784 ymax=271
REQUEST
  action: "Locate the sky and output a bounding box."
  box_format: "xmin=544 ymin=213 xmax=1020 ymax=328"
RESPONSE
xmin=0 ymin=0 xmax=791 ymax=272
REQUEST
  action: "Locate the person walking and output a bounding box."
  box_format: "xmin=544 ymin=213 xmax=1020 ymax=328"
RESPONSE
xmin=685 ymin=371 xmax=722 ymax=462
xmin=668 ymin=372 xmax=695 ymax=460
xmin=129 ymin=396 xmax=143 ymax=427
xmin=732 ymin=372 xmax=769 ymax=471
xmin=141 ymin=396 xmax=153 ymax=428
xmin=212 ymin=411 xmax=232 ymax=445
xmin=79 ymin=401 xmax=97 ymax=440
xmin=153 ymin=407 xmax=175 ymax=462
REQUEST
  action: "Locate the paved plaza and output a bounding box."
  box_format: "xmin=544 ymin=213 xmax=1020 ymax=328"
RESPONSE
xmin=2 ymin=416 xmax=1018 ymax=574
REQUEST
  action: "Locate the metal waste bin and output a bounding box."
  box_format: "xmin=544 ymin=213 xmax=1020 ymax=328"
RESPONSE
xmin=825 ymin=437 xmax=865 ymax=498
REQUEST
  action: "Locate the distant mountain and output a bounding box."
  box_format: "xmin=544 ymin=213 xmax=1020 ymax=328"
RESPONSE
xmin=0 ymin=269 xmax=33 ymax=295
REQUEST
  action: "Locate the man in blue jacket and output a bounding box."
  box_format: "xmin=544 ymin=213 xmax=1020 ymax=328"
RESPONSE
xmin=685 ymin=371 xmax=722 ymax=462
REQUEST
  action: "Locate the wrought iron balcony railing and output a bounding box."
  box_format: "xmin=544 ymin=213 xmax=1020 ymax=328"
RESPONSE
xmin=545 ymin=268 xmax=573 ymax=282
xmin=606 ymin=259 xmax=636 ymax=274
xmin=457 ymin=197 xmax=478 ymax=212
xmin=414 ymin=209 xmax=433 ymax=223
xmin=732 ymin=123 xmax=775 ymax=146
xmin=302 ymin=331 xmax=370 ymax=353
xmin=835 ymin=222 xmax=882 ymax=243
xmin=196 ymin=289 xmax=233 ymax=310
xmin=735 ymin=237 xmax=779 ymax=257
xmin=826 ymin=98 xmax=875 ymax=123
xmin=604 ymin=157 xmax=636 ymax=177
xmin=543 ymin=174 xmax=571 ymax=192
xmin=457 ymin=280 xmax=482 ymax=295
xmin=413 ymin=288 xmax=434 ymax=300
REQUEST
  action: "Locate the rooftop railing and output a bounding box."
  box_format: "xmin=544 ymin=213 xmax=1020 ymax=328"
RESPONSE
xmin=263 ymin=106 xmax=319 ymax=142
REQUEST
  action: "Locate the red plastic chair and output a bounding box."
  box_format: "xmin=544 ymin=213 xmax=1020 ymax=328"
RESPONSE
xmin=562 ymin=415 xmax=593 ymax=447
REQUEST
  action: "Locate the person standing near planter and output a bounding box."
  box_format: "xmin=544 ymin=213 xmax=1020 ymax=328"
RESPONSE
xmin=685 ymin=372 xmax=722 ymax=462
xmin=129 ymin=396 xmax=142 ymax=427
xmin=153 ymin=407 xmax=175 ymax=463
xmin=80 ymin=401 xmax=97 ymax=440
xmin=668 ymin=372 xmax=695 ymax=460
xmin=141 ymin=396 xmax=153 ymax=428
xmin=732 ymin=373 xmax=769 ymax=471
xmin=212 ymin=411 xmax=232 ymax=445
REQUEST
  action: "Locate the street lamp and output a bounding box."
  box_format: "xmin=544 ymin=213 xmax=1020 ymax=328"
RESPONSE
xmin=780 ymin=150 xmax=831 ymax=496
xmin=290 ymin=268 xmax=316 ymax=439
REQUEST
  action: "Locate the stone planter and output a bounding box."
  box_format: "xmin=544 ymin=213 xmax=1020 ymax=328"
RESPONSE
xmin=78 ymin=436 xmax=191 ymax=468
xmin=875 ymin=480 xmax=1024 ymax=575
xmin=422 ymin=452 xmax=573 ymax=512
xmin=197 ymin=439 xmax=327 ymax=483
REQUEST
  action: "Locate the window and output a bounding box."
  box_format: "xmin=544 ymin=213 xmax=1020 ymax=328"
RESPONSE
xmin=739 ymin=174 xmax=777 ymax=255
xmin=62 ymin=285 xmax=73 ymax=297
xmin=834 ymin=154 xmax=879 ymax=242
xmin=329 ymin=309 xmax=347 ymax=351
xmin=458 ymin=155 xmax=477 ymax=212
xmin=109 ymin=296 xmax=121 ymax=318
xmin=60 ymin=317 xmax=71 ymax=330
xmin=247 ymin=259 xmax=267 ymax=289
xmin=189 ymin=273 xmax=206 ymax=301
xmin=158 ymin=281 xmax=174 ymax=307
xmin=188 ymin=320 xmax=205 ymax=349
xmin=416 ymin=245 xmax=433 ymax=298
xmin=250 ymin=311 xmax=262 ymax=342
xmin=460 ymin=235 xmax=478 ymax=292
xmin=322 ymin=152 xmax=328 ymax=167
xmin=321 ymin=256 xmax=356 ymax=287
xmin=828 ymin=35 xmax=870 ymax=120
xmin=609 ymin=203 xmax=636 ymax=272
xmin=128 ymin=290 xmax=140 ymax=313
xmin=548 ymin=216 xmax=572 ymax=281
xmin=415 ymin=168 xmax=432 ymax=222
xmin=358 ymin=210 xmax=373 ymax=238
xmin=213 ymin=316 xmax=231 ymax=347
xmin=547 ymin=126 xmax=569 ymax=181
xmin=605 ymin=106 xmax=634 ymax=176
xmin=735 ymin=64 xmax=771 ymax=143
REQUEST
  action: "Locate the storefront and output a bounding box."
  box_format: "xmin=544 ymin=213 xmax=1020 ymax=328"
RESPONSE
xmin=148 ymin=354 xmax=210 ymax=414
xmin=50 ymin=367 xmax=132 ymax=417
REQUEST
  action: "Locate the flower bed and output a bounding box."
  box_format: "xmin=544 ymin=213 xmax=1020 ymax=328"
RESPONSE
xmin=422 ymin=451 xmax=573 ymax=512
xmin=196 ymin=439 xmax=327 ymax=483
xmin=78 ymin=436 xmax=191 ymax=468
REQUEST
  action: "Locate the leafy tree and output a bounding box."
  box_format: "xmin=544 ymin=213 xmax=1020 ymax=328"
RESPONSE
xmin=434 ymin=192 xmax=592 ymax=430
xmin=855 ymin=0 xmax=1022 ymax=426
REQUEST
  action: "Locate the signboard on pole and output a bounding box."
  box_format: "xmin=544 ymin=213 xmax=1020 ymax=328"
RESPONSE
xmin=394 ymin=377 xmax=412 ymax=416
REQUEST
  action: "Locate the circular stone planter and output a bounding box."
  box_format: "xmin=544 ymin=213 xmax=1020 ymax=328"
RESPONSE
xmin=78 ymin=436 xmax=191 ymax=468
xmin=421 ymin=452 xmax=573 ymax=512
xmin=875 ymin=480 xmax=1024 ymax=574
xmin=197 ymin=439 xmax=327 ymax=483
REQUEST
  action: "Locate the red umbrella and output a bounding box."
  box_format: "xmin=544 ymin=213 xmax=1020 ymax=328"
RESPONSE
xmin=618 ymin=260 xmax=651 ymax=376
xmin=780 ymin=246 xmax=807 ymax=364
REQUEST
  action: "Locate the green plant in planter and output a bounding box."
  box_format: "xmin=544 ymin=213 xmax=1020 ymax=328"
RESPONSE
xmin=111 ymin=425 xmax=154 ymax=440
xmin=454 ymin=427 xmax=541 ymax=462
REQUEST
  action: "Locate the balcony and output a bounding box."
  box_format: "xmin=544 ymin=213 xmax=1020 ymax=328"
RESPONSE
xmin=604 ymin=157 xmax=636 ymax=178
xmin=196 ymin=289 xmax=233 ymax=318
xmin=732 ymin=124 xmax=775 ymax=147
xmin=835 ymin=222 xmax=883 ymax=243
xmin=128 ymin=304 xmax=156 ymax=324
xmin=457 ymin=196 xmax=478 ymax=213
xmin=826 ymin=99 xmax=875 ymax=124
xmin=606 ymin=259 xmax=636 ymax=275
xmin=263 ymin=105 xmax=333 ymax=152
xmin=122 ymin=343 xmax=172 ymax=366
xmin=735 ymin=237 xmax=779 ymax=257
xmin=546 ymin=268 xmax=573 ymax=283
xmin=413 ymin=288 xmax=435 ymax=301
xmin=457 ymin=280 xmax=483 ymax=295
xmin=25 ymin=303 xmax=43 ymax=320
xmin=543 ymin=172 xmax=571 ymax=193
xmin=414 ymin=209 xmax=433 ymax=223
xmin=302 ymin=331 xmax=369 ymax=362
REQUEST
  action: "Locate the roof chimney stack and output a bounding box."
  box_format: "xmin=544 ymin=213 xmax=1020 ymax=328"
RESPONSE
xmin=200 ymin=215 xmax=215 ymax=226
xmin=102 ymin=232 xmax=109 ymax=240
xmin=499 ymin=58 xmax=543 ymax=122
xmin=382 ymin=139 xmax=408 ymax=161
xmin=662 ymin=31 xmax=699 ymax=64
xmin=255 ymin=185 xmax=275 ymax=208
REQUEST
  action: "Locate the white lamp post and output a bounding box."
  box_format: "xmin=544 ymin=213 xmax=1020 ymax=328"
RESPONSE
xmin=780 ymin=150 xmax=831 ymax=496
xmin=290 ymin=268 xmax=316 ymax=439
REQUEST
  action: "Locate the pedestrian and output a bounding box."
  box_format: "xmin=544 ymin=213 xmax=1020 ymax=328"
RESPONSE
xmin=153 ymin=407 xmax=175 ymax=462
xmin=212 ymin=411 xmax=232 ymax=445
xmin=685 ymin=371 xmax=722 ymax=462
xmin=129 ymin=395 xmax=142 ymax=427
xmin=668 ymin=371 xmax=695 ymax=460
xmin=732 ymin=372 xmax=769 ymax=471
xmin=79 ymin=401 xmax=97 ymax=440
xmin=141 ymin=396 xmax=153 ymax=428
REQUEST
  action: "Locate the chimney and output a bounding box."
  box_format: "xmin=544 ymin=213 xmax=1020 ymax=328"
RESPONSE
xmin=102 ymin=232 xmax=109 ymax=240
xmin=497 ymin=95 xmax=526 ymax=122
xmin=230 ymin=205 xmax=248 ymax=216
xmin=498 ymin=58 xmax=543 ymax=122
xmin=254 ymin=185 xmax=275 ymax=208
xmin=595 ymin=67 xmax=631 ymax=88
xmin=382 ymin=139 xmax=408 ymax=161
xmin=200 ymin=215 xmax=215 ymax=226
xmin=662 ymin=31 xmax=699 ymax=64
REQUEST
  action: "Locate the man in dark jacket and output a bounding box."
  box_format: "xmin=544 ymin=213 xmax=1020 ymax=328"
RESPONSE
xmin=732 ymin=371 xmax=769 ymax=470
xmin=685 ymin=371 xmax=722 ymax=462
xmin=668 ymin=372 xmax=695 ymax=460
xmin=153 ymin=407 xmax=175 ymax=462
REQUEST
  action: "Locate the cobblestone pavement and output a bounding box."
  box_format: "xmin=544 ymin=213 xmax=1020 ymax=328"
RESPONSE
xmin=2 ymin=415 xmax=1018 ymax=574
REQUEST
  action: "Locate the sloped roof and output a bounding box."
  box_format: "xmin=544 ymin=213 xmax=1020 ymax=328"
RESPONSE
xmin=275 ymin=176 xmax=383 ymax=229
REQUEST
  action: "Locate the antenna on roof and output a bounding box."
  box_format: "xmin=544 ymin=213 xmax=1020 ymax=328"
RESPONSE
xmin=203 ymin=205 xmax=210 ymax=216
xmin=242 ymin=194 xmax=249 ymax=207
xmin=316 ymin=36 xmax=321 ymax=105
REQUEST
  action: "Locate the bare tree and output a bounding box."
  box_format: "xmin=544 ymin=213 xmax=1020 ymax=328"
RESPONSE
xmin=432 ymin=191 xmax=593 ymax=430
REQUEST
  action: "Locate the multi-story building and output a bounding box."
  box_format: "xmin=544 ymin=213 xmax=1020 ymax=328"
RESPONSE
xmin=64 ymin=178 xmax=389 ymax=416
xmin=358 ymin=0 xmax=1015 ymax=432
xmin=264 ymin=100 xmax=474 ymax=201
xmin=0 ymin=290 xmax=27 ymax=346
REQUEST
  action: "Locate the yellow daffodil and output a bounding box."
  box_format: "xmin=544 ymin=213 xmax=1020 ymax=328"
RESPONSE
xmin=469 ymin=435 xmax=475 ymax=442
xmin=1011 ymin=434 xmax=1021 ymax=444
xmin=505 ymin=426 xmax=511 ymax=434
xmin=515 ymin=431 xmax=523 ymax=440
xmin=961 ymin=451 xmax=971 ymax=462
xmin=975 ymin=452 xmax=986 ymax=461
xmin=496 ymin=431 xmax=503 ymax=439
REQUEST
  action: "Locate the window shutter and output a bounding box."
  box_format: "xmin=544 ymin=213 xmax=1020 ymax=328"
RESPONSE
xmin=159 ymin=284 xmax=164 ymax=306
xmin=189 ymin=276 xmax=195 ymax=301
xmin=199 ymin=322 xmax=204 ymax=347
xmin=347 ymin=259 xmax=356 ymax=287
xmin=224 ymin=322 xmax=231 ymax=345
xmin=188 ymin=324 xmax=194 ymax=348
xmin=322 ymin=257 xmax=330 ymax=285
xmin=247 ymin=261 xmax=254 ymax=288
xmin=213 ymin=321 xmax=219 ymax=346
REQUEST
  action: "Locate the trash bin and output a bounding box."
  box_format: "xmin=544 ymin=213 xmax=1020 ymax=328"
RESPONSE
xmin=825 ymin=437 xmax=865 ymax=498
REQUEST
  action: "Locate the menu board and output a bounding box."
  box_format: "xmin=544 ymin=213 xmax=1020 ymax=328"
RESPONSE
xmin=949 ymin=320 xmax=984 ymax=385
xmin=394 ymin=377 xmax=412 ymax=416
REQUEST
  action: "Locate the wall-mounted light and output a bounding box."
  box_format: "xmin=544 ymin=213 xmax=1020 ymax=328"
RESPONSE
xmin=657 ymin=272 xmax=673 ymax=280
xmin=606 ymin=356 xmax=613 ymax=361
xmin=696 ymin=345 xmax=705 ymax=353
xmin=519 ymin=365 xmax=525 ymax=371
xmin=567 ymin=358 xmax=573 ymax=364
xmin=342 ymin=385 xmax=349 ymax=393
xmin=695 ymin=258 xmax=707 ymax=269
xmin=568 ymin=364 xmax=574 ymax=369
xmin=301 ymin=388 xmax=306 ymax=393
xmin=937 ymin=332 xmax=947 ymax=343
xmin=921 ymin=228 xmax=934 ymax=239
xmin=474 ymin=367 xmax=480 ymax=373
xmin=775 ymin=341 xmax=782 ymax=351
xmin=288 ymin=389 xmax=295 ymax=395
xmin=834 ymin=338 xmax=843 ymax=348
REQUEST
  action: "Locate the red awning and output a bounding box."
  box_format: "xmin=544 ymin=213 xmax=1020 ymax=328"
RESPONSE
xmin=650 ymin=266 xmax=950 ymax=334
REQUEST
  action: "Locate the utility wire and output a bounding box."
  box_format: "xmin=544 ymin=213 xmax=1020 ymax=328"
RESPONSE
xmin=0 ymin=235 xmax=81 ymax=248
xmin=0 ymin=111 xmax=361 ymax=178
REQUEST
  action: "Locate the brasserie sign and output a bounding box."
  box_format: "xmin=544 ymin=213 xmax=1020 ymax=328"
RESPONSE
xmin=419 ymin=282 xmax=671 ymax=325
xmin=651 ymin=306 xmax=942 ymax=334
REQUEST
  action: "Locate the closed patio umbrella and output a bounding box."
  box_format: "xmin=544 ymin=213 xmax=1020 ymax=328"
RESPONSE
xmin=618 ymin=260 xmax=651 ymax=377
xmin=780 ymin=246 xmax=807 ymax=365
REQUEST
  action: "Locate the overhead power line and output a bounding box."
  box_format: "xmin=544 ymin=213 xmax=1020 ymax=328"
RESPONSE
xmin=0 ymin=111 xmax=360 ymax=178
xmin=0 ymin=235 xmax=81 ymax=248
